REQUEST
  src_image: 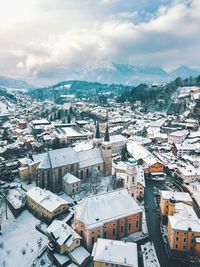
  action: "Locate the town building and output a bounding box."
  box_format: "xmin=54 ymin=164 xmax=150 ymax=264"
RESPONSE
xmin=124 ymin=158 xmax=145 ymax=200
xmin=74 ymin=188 xmax=142 ymax=251
xmin=168 ymin=130 xmax=189 ymax=144
xmin=167 ymin=209 xmax=200 ymax=255
xmin=47 ymin=220 xmax=82 ymax=254
xmin=92 ymin=238 xmax=138 ymax=267
xmin=19 ymin=124 xmax=112 ymax=192
xmin=62 ymin=173 xmax=81 ymax=196
xmin=26 ymin=187 xmax=68 ymax=223
xmin=127 ymin=141 xmax=164 ymax=176
xmin=160 ymin=191 xmax=193 ymax=216
xmin=160 ymin=190 xmax=200 ymax=255
xmin=174 ymin=164 xmax=200 ymax=182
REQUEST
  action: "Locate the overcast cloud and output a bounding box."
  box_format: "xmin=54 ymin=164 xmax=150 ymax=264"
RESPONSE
xmin=0 ymin=0 xmax=200 ymax=85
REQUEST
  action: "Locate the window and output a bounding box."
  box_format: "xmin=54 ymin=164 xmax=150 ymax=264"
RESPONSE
xmin=80 ymin=230 xmax=83 ymax=236
xmin=132 ymin=177 xmax=134 ymax=183
xmin=176 ymin=237 xmax=179 ymax=241
xmin=175 ymin=244 xmax=178 ymax=249
xmin=92 ymin=237 xmax=95 ymax=244
xmin=104 ymin=232 xmax=106 ymax=238
xmin=184 ymin=238 xmax=186 ymax=242
xmin=129 ymin=223 xmax=131 ymax=230
xmin=70 ymin=165 xmax=74 ymax=172
xmin=136 ymin=221 xmax=139 ymax=228
xmin=113 ymin=228 xmax=115 ymax=236
xmin=183 ymin=245 xmax=186 ymax=250
xmin=176 ymin=231 xmax=179 ymax=234
xmin=86 ymin=169 xmax=89 ymax=177
xmin=121 ymin=226 xmax=123 ymax=233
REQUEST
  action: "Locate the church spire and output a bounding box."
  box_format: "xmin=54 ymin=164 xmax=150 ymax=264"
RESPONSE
xmin=104 ymin=123 xmax=110 ymax=142
xmin=95 ymin=122 xmax=101 ymax=139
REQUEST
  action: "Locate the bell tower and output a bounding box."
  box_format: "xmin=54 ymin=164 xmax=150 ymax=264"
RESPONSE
xmin=101 ymin=123 xmax=112 ymax=176
xmin=125 ymin=158 xmax=138 ymax=199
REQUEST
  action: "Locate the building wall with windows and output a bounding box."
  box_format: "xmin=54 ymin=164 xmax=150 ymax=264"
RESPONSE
xmin=167 ymin=220 xmax=200 ymax=253
xmin=74 ymin=213 xmax=142 ymax=251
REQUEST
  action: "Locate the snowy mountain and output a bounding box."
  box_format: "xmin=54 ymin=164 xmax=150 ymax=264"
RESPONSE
xmin=74 ymin=62 xmax=170 ymax=85
xmin=170 ymin=66 xmax=200 ymax=79
xmin=0 ymin=76 xmax=34 ymax=89
xmin=46 ymin=62 xmax=199 ymax=86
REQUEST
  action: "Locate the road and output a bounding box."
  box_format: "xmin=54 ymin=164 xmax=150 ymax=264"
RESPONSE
xmin=144 ymin=179 xmax=188 ymax=267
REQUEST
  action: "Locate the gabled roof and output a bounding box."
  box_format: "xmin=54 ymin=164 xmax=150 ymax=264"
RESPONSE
xmin=26 ymin=187 xmax=68 ymax=212
xmin=77 ymin=148 xmax=103 ymax=169
xmin=37 ymin=147 xmax=79 ymax=169
xmin=161 ymin=190 xmax=192 ymax=202
xmin=168 ymin=216 xmax=200 ymax=232
xmin=47 ymin=220 xmax=81 ymax=246
xmin=75 ymin=188 xmax=141 ymax=229
xmin=92 ymin=239 xmax=138 ymax=267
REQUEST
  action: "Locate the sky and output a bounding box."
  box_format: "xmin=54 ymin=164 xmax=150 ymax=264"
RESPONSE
xmin=0 ymin=0 xmax=200 ymax=85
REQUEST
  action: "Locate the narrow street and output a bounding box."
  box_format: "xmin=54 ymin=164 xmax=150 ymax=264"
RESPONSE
xmin=144 ymin=179 xmax=188 ymax=267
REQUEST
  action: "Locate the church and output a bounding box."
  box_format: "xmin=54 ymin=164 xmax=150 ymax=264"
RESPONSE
xmin=24 ymin=123 xmax=112 ymax=193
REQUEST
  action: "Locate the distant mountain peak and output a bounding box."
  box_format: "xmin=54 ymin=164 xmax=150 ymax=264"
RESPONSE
xmin=0 ymin=75 xmax=35 ymax=89
xmin=170 ymin=65 xmax=199 ymax=78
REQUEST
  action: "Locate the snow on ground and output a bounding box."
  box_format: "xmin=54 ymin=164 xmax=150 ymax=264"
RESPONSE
xmin=0 ymin=210 xmax=48 ymax=267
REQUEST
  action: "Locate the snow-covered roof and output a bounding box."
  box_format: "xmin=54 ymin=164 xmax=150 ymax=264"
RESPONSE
xmin=160 ymin=190 xmax=192 ymax=203
xmin=168 ymin=129 xmax=189 ymax=137
xmin=168 ymin=216 xmax=200 ymax=232
xmin=109 ymin=134 xmax=127 ymax=143
xmin=127 ymin=141 xmax=160 ymax=166
xmin=77 ymin=148 xmax=103 ymax=169
xmin=62 ymin=173 xmax=81 ymax=184
xmin=92 ymin=238 xmax=138 ymax=267
xmin=141 ymin=242 xmax=160 ymax=267
xmin=37 ymin=147 xmax=79 ymax=169
xmin=32 ymin=119 xmax=50 ymax=125
xmin=70 ymin=246 xmax=90 ymax=266
xmin=75 ymin=188 xmax=141 ymax=229
xmin=47 ymin=220 xmax=81 ymax=246
xmin=37 ymin=146 xmax=104 ymax=170
xmin=26 ymin=187 xmax=68 ymax=212
xmin=53 ymin=253 xmax=70 ymax=265
xmin=174 ymin=202 xmax=198 ymax=220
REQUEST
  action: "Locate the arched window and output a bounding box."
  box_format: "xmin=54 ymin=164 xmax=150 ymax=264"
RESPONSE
xmin=58 ymin=168 xmax=62 ymax=184
xmin=41 ymin=171 xmax=45 ymax=188
xmin=70 ymin=165 xmax=74 ymax=172
xmin=86 ymin=169 xmax=89 ymax=177
xmin=47 ymin=170 xmax=51 ymax=190
xmin=80 ymin=170 xmax=84 ymax=180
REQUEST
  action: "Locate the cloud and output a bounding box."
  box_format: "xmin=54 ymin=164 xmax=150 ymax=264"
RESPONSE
xmin=0 ymin=0 xmax=200 ymax=84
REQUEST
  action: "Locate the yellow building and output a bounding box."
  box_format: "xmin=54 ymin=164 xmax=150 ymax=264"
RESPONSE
xmin=46 ymin=220 xmax=82 ymax=254
xmin=167 ymin=216 xmax=200 ymax=254
xmin=92 ymin=238 xmax=138 ymax=267
xmin=160 ymin=191 xmax=192 ymax=216
xmin=26 ymin=187 xmax=68 ymax=223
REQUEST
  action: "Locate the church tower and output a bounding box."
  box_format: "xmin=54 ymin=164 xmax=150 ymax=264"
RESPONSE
xmin=93 ymin=122 xmax=102 ymax=147
xmin=125 ymin=158 xmax=138 ymax=199
xmin=101 ymin=123 xmax=112 ymax=176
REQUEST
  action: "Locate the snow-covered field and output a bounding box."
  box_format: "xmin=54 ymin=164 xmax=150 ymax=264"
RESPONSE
xmin=0 ymin=210 xmax=48 ymax=267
